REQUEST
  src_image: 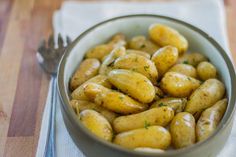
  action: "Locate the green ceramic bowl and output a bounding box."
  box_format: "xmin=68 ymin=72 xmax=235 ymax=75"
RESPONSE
xmin=57 ymin=14 xmax=236 ymax=157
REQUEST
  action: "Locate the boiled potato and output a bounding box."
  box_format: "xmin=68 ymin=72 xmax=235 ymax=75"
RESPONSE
xmin=170 ymin=112 xmax=196 ymax=148
xmin=128 ymin=35 xmax=160 ymax=55
xmin=84 ymin=83 xmax=147 ymax=114
xmin=70 ymin=100 xmax=118 ymax=123
xmin=126 ymin=49 xmax=151 ymax=58
xmin=177 ymin=52 xmax=207 ymax=66
xmin=85 ymin=44 xmax=113 ymax=61
xmin=108 ymin=33 xmax=127 ymax=48
xmin=151 ymin=46 xmax=178 ymax=77
xmin=71 ymin=75 xmax=112 ymax=101
xmin=160 ymin=72 xmax=201 ymax=97
xmin=113 ymin=107 xmax=174 ymax=133
xmin=196 ymin=99 xmax=227 ymax=142
xmin=79 ymin=109 xmax=113 ymax=141
xmin=113 ymin=54 xmax=158 ymax=84
xmin=108 ymin=69 xmax=155 ymax=103
xmin=197 ymin=61 xmax=217 ymax=80
xmin=113 ymin=126 xmax=171 ymax=149
xmin=99 ymin=46 xmax=126 ymax=75
xmin=134 ymin=147 xmax=164 ymax=153
xmin=185 ymin=79 xmax=225 ymax=115
xmin=149 ymin=24 xmax=188 ymax=55
xmin=168 ymin=63 xmax=197 ymax=78
xmin=70 ymin=59 xmax=100 ymax=91
xmin=151 ymin=97 xmax=187 ymax=113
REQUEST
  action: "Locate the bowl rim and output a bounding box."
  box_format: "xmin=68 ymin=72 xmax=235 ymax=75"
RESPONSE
xmin=57 ymin=14 xmax=236 ymax=156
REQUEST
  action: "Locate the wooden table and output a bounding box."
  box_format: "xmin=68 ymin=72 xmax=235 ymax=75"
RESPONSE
xmin=0 ymin=0 xmax=235 ymax=156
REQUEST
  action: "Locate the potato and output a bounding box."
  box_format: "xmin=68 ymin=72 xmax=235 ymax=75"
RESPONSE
xmin=70 ymin=59 xmax=100 ymax=91
xmin=177 ymin=52 xmax=207 ymax=66
xmin=197 ymin=61 xmax=217 ymax=80
xmin=85 ymin=44 xmax=113 ymax=61
xmin=168 ymin=63 xmax=197 ymax=78
xmin=113 ymin=107 xmax=174 ymax=133
xmin=151 ymin=46 xmax=178 ymax=77
xmin=126 ymin=49 xmax=151 ymax=59
xmin=196 ymin=99 xmax=227 ymax=142
xmin=160 ymin=72 xmax=201 ymax=97
xmin=151 ymin=97 xmax=187 ymax=113
xmin=71 ymin=75 xmax=112 ymax=101
xmin=113 ymin=126 xmax=171 ymax=149
xmin=79 ymin=109 xmax=113 ymax=141
xmin=108 ymin=33 xmax=127 ymax=48
xmin=128 ymin=36 xmax=160 ymax=55
xmin=70 ymin=100 xmax=118 ymax=123
xmin=185 ymin=79 xmax=225 ymax=115
xmin=108 ymin=69 xmax=155 ymax=103
xmin=149 ymin=24 xmax=188 ymax=55
xmin=99 ymin=46 xmax=126 ymax=75
xmin=170 ymin=112 xmax=196 ymax=148
xmin=134 ymin=147 xmax=164 ymax=153
xmin=84 ymin=83 xmax=147 ymax=114
xmin=113 ymin=54 xmax=158 ymax=84
xmin=154 ymin=86 xmax=164 ymax=100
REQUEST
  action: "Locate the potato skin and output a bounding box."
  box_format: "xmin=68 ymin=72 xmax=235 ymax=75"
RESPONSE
xmin=177 ymin=52 xmax=207 ymax=66
xmin=99 ymin=47 xmax=126 ymax=75
xmin=134 ymin=147 xmax=164 ymax=153
xmin=168 ymin=63 xmax=197 ymax=78
xmin=185 ymin=79 xmax=225 ymax=115
xmin=79 ymin=109 xmax=113 ymax=141
xmin=113 ymin=126 xmax=171 ymax=149
xmin=170 ymin=112 xmax=196 ymax=148
xmin=108 ymin=69 xmax=155 ymax=103
xmin=70 ymin=59 xmax=100 ymax=91
xmin=196 ymin=99 xmax=227 ymax=142
xmin=151 ymin=97 xmax=187 ymax=113
xmin=160 ymin=72 xmax=201 ymax=97
xmin=113 ymin=107 xmax=174 ymax=133
xmin=149 ymin=24 xmax=188 ymax=55
xmin=85 ymin=44 xmax=113 ymax=61
xmin=71 ymin=75 xmax=112 ymax=101
xmin=197 ymin=61 xmax=217 ymax=81
xmin=151 ymin=46 xmax=178 ymax=77
xmin=108 ymin=33 xmax=127 ymax=48
xmin=113 ymin=54 xmax=158 ymax=84
xmin=128 ymin=36 xmax=160 ymax=55
xmin=126 ymin=49 xmax=151 ymax=59
xmin=70 ymin=100 xmax=118 ymax=123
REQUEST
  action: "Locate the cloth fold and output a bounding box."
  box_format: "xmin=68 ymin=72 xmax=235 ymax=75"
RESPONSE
xmin=36 ymin=0 xmax=236 ymax=157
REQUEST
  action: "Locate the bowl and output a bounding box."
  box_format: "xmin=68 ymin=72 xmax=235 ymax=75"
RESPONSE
xmin=57 ymin=14 xmax=236 ymax=157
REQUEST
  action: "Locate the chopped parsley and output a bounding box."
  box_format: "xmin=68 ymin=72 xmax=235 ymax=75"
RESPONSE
xmin=144 ymin=120 xmax=151 ymax=129
xmin=119 ymin=96 xmax=124 ymax=100
xmin=140 ymin=44 xmax=146 ymax=48
xmin=143 ymin=65 xmax=149 ymax=71
xmin=183 ymin=60 xmax=189 ymax=64
xmin=158 ymin=103 xmax=167 ymax=107
xmin=187 ymin=77 xmax=191 ymax=81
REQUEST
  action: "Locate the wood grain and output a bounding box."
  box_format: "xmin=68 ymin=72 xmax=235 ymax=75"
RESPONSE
xmin=0 ymin=0 xmax=235 ymax=156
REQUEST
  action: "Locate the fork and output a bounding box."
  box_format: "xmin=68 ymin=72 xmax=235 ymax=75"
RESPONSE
xmin=37 ymin=34 xmax=71 ymax=157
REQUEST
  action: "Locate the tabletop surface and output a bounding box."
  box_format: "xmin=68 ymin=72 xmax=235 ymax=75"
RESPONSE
xmin=0 ymin=0 xmax=235 ymax=156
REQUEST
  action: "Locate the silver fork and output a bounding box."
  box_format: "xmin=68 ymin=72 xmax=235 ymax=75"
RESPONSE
xmin=37 ymin=34 xmax=71 ymax=157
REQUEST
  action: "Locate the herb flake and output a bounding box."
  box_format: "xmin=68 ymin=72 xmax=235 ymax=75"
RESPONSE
xmin=144 ymin=120 xmax=151 ymax=129
xmin=158 ymin=103 xmax=167 ymax=107
xmin=183 ymin=60 xmax=189 ymax=64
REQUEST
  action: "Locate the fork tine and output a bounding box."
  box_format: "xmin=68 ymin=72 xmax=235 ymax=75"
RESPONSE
xmin=66 ymin=36 xmax=71 ymax=45
xmin=48 ymin=34 xmax=55 ymax=49
xmin=58 ymin=34 xmax=64 ymax=49
xmin=37 ymin=39 xmax=46 ymax=54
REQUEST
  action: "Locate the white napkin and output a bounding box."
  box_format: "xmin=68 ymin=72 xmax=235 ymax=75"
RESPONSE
xmin=36 ymin=0 xmax=236 ymax=157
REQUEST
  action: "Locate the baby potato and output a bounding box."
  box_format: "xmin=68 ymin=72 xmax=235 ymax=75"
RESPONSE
xmin=196 ymin=99 xmax=227 ymax=142
xmin=134 ymin=147 xmax=164 ymax=153
xmin=114 ymin=126 xmax=171 ymax=149
xmin=185 ymin=79 xmax=225 ymax=115
xmin=79 ymin=109 xmax=113 ymax=141
xmin=177 ymin=52 xmax=207 ymax=66
xmin=160 ymin=72 xmax=201 ymax=97
xmin=83 ymin=82 xmax=110 ymax=100
xmin=170 ymin=112 xmax=196 ymax=148
xmin=113 ymin=54 xmax=158 ymax=84
xmin=113 ymin=107 xmax=174 ymax=133
xmin=126 ymin=49 xmax=151 ymax=59
xmin=197 ymin=61 xmax=217 ymax=81
xmin=108 ymin=69 xmax=155 ymax=103
xmin=71 ymin=75 xmax=112 ymax=101
xmin=85 ymin=44 xmax=113 ymax=61
xmin=168 ymin=63 xmax=197 ymax=78
xmin=70 ymin=100 xmax=118 ymax=123
xmin=151 ymin=97 xmax=187 ymax=113
xmin=149 ymin=24 xmax=188 ymax=55
xmin=128 ymin=35 xmax=160 ymax=55
xmin=70 ymin=59 xmax=100 ymax=91
xmin=151 ymin=46 xmax=178 ymax=77
xmin=99 ymin=46 xmax=126 ymax=75
xmin=108 ymin=33 xmax=127 ymax=48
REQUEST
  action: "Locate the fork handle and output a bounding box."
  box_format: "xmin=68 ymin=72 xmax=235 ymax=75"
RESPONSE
xmin=44 ymin=76 xmax=57 ymax=157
